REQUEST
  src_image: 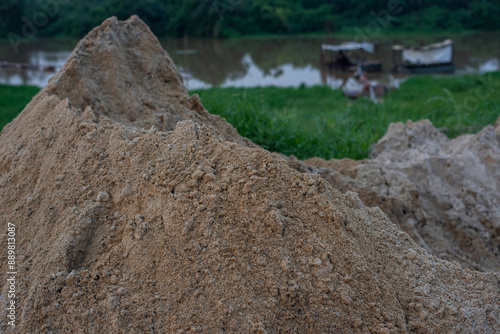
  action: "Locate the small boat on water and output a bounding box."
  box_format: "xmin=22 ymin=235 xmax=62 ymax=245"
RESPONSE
xmin=321 ymin=42 xmax=382 ymax=72
xmin=391 ymin=39 xmax=455 ymax=74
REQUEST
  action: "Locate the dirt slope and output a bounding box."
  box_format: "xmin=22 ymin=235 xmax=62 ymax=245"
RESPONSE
xmin=0 ymin=16 xmax=499 ymax=333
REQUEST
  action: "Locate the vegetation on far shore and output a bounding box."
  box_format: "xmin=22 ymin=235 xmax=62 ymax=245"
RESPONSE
xmin=1 ymin=72 xmax=499 ymax=160
xmin=1 ymin=0 xmax=498 ymax=40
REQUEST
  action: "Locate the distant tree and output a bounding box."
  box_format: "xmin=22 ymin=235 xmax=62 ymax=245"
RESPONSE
xmin=1 ymin=0 xmax=498 ymax=39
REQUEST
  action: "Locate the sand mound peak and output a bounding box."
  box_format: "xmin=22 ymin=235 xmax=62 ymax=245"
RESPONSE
xmin=42 ymin=15 xmax=251 ymax=145
xmin=1 ymin=17 xmax=499 ymax=333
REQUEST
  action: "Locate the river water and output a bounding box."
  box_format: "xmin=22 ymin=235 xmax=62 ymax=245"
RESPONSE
xmin=0 ymin=32 xmax=499 ymax=90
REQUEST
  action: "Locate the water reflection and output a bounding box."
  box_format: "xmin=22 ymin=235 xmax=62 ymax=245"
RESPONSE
xmin=219 ymin=54 xmax=320 ymax=88
xmin=28 ymin=50 xmax=72 ymax=68
xmin=0 ymin=68 xmax=54 ymax=87
xmin=0 ymin=49 xmax=70 ymax=87
xmin=0 ymin=32 xmax=499 ymax=90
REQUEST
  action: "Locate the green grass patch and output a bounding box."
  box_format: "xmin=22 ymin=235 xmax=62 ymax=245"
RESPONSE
xmin=193 ymin=72 xmax=500 ymax=160
xmin=0 ymin=85 xmax=40 ymax=131
xmin=1 ymin=72 xmax=499 ymax=160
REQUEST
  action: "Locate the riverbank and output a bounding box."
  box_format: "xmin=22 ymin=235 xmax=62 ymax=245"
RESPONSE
xmin=225 ymin=28 xmax=493 ymax=40
xmin=1 ymin=71 xmax=499 ymax=160
xmin=0 ymin=28 xmax=495 ymax=44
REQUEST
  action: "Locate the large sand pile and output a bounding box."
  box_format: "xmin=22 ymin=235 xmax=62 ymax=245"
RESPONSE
xmin=1 ymin=16 xmax=499 ymax=333
xmin=300 ymin=119 xmax=500 ymax=272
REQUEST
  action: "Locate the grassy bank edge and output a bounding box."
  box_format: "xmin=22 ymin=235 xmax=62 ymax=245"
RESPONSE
xmin=1 ymin=71 xmax=499 ymax=160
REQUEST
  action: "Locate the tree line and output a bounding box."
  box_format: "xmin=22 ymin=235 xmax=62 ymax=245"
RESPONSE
xmin=1 ymin=0 xmax=499 ymax=40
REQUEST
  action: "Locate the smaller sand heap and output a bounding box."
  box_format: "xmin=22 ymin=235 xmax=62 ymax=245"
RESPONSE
xmin=0 ymin=16 xmax=499 ymax=333
xmin=298 ymin=118 xmax=500 ymax=272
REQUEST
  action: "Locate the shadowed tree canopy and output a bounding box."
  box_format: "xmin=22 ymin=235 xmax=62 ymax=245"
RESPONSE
xmin=1 ymin=0 xmax=499 ymax=39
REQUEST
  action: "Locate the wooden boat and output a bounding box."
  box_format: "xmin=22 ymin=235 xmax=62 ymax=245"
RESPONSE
xmin=321 ymin=42 xmax=382 ymax=72
xmin=391 ymin=39 xmax=455 ymax=74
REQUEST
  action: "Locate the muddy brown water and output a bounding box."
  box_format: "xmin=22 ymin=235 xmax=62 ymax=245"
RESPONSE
xmin=0 ymin=31 xmax=499 ymax=89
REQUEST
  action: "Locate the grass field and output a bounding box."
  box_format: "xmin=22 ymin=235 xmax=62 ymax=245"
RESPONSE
xmin=1 ymin=71 xmax=499 ymax=160
xmin=0 ymin=85 xmax=40 ymax=131
xmin=194 ymin=72 xmax=500 ymax=160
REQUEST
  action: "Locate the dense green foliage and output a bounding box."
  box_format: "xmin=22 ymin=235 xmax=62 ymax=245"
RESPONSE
xmin=1 ymin=0 xmax=499 ymax=40
xmin=1 ymin=72 xmax=499 ymax=160
xmin=0 ymin=84 xmax=39 ymax=130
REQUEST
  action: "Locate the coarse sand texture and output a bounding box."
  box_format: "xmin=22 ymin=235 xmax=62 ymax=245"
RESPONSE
xmin=0 ymin=16 xmax=499 ymax=333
